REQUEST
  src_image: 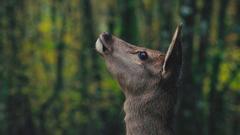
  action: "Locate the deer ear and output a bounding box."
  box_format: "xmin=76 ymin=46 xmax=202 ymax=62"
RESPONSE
xmin=162 ymin=24 xmax=182 ymax=77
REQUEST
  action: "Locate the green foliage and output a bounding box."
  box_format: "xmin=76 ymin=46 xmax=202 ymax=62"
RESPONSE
xmin=0 ymin=0 xmax=239 ymax=135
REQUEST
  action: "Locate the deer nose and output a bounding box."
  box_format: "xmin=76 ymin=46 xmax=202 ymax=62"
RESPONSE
xmin=102 ymin=32 xmax=112 ymax=41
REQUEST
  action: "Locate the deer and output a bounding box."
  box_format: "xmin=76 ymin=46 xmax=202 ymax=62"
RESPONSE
xmin=95 ymin=25 xmax=182 ymax=135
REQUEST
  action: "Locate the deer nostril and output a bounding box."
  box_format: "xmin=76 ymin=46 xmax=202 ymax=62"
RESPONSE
xmin=102 ymin=32 xmax=112 ymax=41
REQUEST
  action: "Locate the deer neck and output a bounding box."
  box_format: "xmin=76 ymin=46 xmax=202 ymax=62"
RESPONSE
xmin=123 ymin=87 xmax=177 ymax=135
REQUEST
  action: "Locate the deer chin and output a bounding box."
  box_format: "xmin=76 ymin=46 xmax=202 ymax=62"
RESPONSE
xmin=95 ymin=37 xmax=112 ymax=55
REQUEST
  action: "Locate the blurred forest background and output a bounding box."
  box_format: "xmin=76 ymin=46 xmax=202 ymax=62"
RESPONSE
xmin=0 ymin=0 xmax=239 ymax=135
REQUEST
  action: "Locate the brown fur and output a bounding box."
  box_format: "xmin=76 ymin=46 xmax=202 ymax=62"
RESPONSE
xmin=96 ymin=25 xmax=182 ymax=135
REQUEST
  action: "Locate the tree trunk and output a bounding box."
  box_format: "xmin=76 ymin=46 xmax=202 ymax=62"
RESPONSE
xmin=79 ymin=0 xmax=102 ymax=134
xmin=38 ymin=1 xmax=66 ymax=134
xmin=193 ymin=0 xmax=214 ymax=134
xmin=4 ymin=0 xmax=35 ymax=135
xmin=157 ymin=0 xmax=174 ymax=50
xmin=0 ymin=3 xmax=8 ymax=134
xmin=118 ymin=0 xmax=138 ymax=44
xmin=208 ymin=0 xmax=229 ymax=135
xmin=176 ymin=0 xmax=197 ymax=135
xmin=107 ymin=6 xmax=116 ymax=34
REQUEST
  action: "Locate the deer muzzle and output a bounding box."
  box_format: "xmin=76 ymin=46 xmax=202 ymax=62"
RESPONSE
xmin=95 ymin=32 xmax=113 ymax=54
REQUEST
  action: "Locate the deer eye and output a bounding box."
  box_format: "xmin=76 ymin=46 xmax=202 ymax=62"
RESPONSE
xmin=138 ymin=51 xmax=148 ymax=60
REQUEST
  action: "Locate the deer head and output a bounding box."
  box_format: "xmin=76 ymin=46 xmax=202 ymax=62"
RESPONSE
xmin=96 ymin=25 xmax=182 ymax=97
xmin=96 ymin=25 xmax=182 ymax=135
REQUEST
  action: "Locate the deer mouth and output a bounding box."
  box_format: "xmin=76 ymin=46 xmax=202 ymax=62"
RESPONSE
xmin=95 ymin=32 xmax=112 ymax=54
xmin=95 ymin=38 xmax=108 ymax=54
